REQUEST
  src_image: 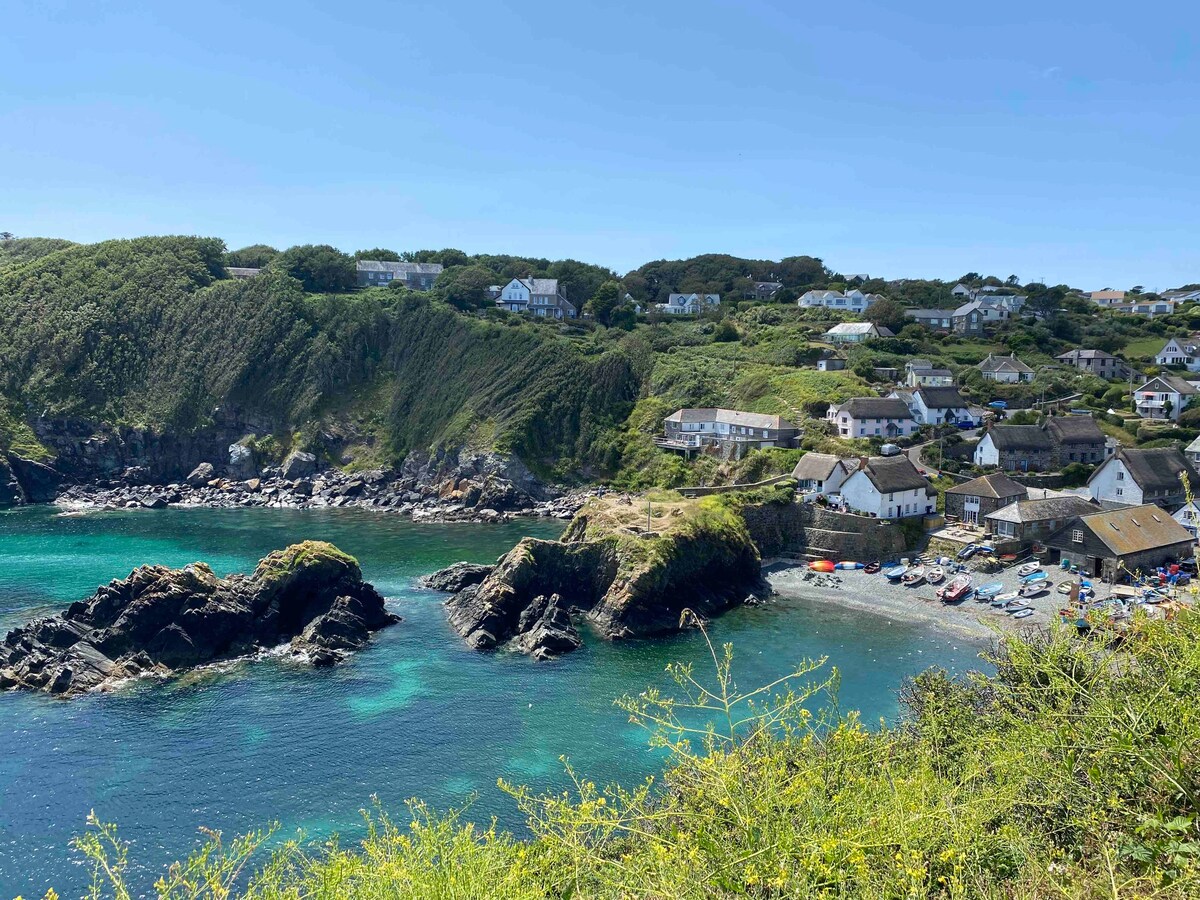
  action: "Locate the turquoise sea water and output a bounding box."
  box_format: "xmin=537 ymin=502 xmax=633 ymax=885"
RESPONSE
xmin=0 ymin=506 xmax=987 ymax=896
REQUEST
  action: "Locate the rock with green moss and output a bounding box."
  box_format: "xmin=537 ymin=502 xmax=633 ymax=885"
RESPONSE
xmin=0 ymin=541 xmax=398 ymax=696
xmin=439 ymin=495 xmax=763 ymax=658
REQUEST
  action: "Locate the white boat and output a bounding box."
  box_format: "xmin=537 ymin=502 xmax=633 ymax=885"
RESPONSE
xmin=1020 ymin=581 xmax=1050 ymax=598
xmin=1016 ymin=562 xmax=1041 ymax=578
xmin=902 ymin=566 xmax=927 ymax=587
xmin=1005 ymin=600 xmax=1033 ymax=613
xmin=1011 ymin=608 xmax=1034 ymax=619
xmin=927 ymin=566 xmax=945 ymax=585
xmin=992 ymin=590 xmax=1020 ymax=607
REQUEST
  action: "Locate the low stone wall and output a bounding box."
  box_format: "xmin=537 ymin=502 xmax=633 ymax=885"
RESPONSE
xmin=677 ymin=475 xmax=793 ymax=498
xmin=740 ymin=501 xmax=914 ymax=560
xmin=1010 ymin=472 xmax=1067 ymax=490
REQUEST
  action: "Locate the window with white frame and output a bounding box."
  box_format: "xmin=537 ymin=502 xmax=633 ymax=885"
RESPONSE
xmin=1071 ymin=529 xmax=1084 ymax=543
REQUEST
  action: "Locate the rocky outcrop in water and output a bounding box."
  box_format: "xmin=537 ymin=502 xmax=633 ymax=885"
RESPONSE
xmin=0 ymin=541 xmax=398 ymax=697
xmin=432 ymin=496 xmax=765 ymax=659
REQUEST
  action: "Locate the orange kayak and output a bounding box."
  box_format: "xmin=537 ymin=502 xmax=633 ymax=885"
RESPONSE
xmin=808 ymin=560 xmax=836 ymax=573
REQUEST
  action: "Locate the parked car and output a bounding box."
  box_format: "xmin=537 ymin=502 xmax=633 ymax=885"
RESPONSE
xmin=987 ymin=400 xmax=1008 ymax=409
xmin=880 ymin=443 xmax=902 ymax=457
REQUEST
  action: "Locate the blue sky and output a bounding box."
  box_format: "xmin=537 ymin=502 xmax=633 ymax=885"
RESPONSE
xmin=2 ymin=0 xmax=1196 ymax=288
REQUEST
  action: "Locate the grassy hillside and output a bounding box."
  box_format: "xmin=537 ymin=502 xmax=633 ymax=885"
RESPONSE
xmin=76 ymin=611 xmax=1200 ymax=898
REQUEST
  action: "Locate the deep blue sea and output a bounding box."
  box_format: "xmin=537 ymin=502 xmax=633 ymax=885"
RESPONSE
xmin=0 ymin=506 xmax=987 ymax=897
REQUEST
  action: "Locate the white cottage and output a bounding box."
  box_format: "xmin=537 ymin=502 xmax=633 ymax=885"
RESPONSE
xmin=1086 ymin=448 xmax=1199 ymax=510
xmin=790 ymin=453 xmax=858 ymax=495
xmin=825 ymin=398 xmax=916 ymax=439
xmin=656 ymin=293 xmax=720 ymax=315
xmin=497 ymin=277 xmax=577 ymax=318
xmin=1154 ymin=338 xmax=1200 ymax=371
xmin=894 ymin=386 xmax=976 ymax=427
xmin=1173 ymin=500 xmax=1200 ymax=538
xmin=838 ymin=456 xmax=935 ymax=519
xmin=798 ymin=288 xmax=881 ymax=314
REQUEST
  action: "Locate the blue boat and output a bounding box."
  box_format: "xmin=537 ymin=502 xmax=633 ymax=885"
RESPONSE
xmin=1021 ymin=569 xmax=1048 ymax=584
xmin=883 ymin=565 xmax=908 ymax=580
xmin=975 ymin=581 xmax=1005 ymax=599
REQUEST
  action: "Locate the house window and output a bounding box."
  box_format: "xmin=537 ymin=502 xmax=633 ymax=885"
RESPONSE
xmin=1071 ymin=529 xmax=1084 ymax=543
xmin=1116 ymin=471 xmax=1124 ymax=481
xmin=1116 ymin=488 xmax=1123 ymax=497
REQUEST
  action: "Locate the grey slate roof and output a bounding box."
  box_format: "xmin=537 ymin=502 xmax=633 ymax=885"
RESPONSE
xmin=1057 ymin=349 xmax=1116 ymax=361
xmin=986 ymin=495 xmax=1098 ymax=525
xmin=357 ymin=260 xmax=444 ymax=275
xmin=985 ymin=425 xmax=1054 ymax=451
xmin=945 ymin=472 xmax=1027 ymax=500
xmin=915 ymin=387 xmax=968 ymax=409
xmin=978 ymin=353 xmax=1035 ymax=375
xmin=836 ymin=398 xmax=914 ymax=420
xmin=860 ymin=456 xmax=931 ymax=494
xmin=1045 ymin=416 xmax=1105 ymax=444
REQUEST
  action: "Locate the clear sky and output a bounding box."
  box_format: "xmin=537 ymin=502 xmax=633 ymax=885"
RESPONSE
xmin=2 ymin=0 xmax=1196 ymax=288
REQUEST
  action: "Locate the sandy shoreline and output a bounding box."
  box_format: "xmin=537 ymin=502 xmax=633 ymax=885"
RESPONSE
xmin=764 ymin=559 xmax=1078 ymax=646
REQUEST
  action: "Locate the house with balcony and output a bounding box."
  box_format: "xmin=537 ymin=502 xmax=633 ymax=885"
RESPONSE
xmin=977 ymin=353 xmax=1035 ymax=383
xmin=798 ymin=288 xmax=881 ymax=314
xmin=496 ymin=277 xmax=577 ymax=318
xmin=1132 ymin=374 xmax=1199 ymax=421
xmin=655 ymin=293 xmax=720 ymax=315
xmin=974 ymin=425 xmax=1055 ymax=472
xmin=791 ymin=453 xmax=858 ymax=496
xmin=357 ymin=260 xmax=444 ymax=290
xmin=943 ymin=472 xmax=1026 ymax=526
xmin=1055 ymin=349 xmax=1131 ymax=380
xmin=659 ymin=408 xmax=799 ymax=458
xmin=825 ymin=398 xmax=916 ymax=439
xmin=838 ymin=456 xmax=936 ymax=519
xmin=1086 ymin=447 xmax=1199 ymax=510
xmin=1113 ymin=299 xmax=1177 ymax=317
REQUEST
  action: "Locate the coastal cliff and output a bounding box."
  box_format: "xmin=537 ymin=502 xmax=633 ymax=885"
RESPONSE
xmin=0 ymin=541 xmax=398 ymax=696
xmin=438 ymin=494 xmax=764 ymax=659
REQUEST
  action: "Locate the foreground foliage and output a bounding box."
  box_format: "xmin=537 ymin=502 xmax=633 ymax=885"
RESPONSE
xmin=63 ymin=609 xmax=1200 ymax=898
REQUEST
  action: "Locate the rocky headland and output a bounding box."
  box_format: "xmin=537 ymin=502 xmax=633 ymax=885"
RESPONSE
xmin=0 ymin=541 xmax=398 ymax=696
xmin=429 ymin=493 xmax=766 ymax=660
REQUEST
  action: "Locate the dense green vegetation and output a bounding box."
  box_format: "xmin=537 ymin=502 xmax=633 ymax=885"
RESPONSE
xmin=0 ymin=235 xmax=1195 ymax=484
xmin=72 ymin=612 xmax=1200 ymax=898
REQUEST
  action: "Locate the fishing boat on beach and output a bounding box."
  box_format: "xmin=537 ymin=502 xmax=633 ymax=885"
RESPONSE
xmin=956 ymin=544 xmax=978 ymax=561
xmin=992 ymin=590 xmax=1020 ymax=607
xmin=1016 ymin=562 xmax=1041 ymax=578
xmin=926 ymin=565 xmax=945 ymax=585
xmin=1011 ymin=608 xmax=1034 ymax=619
xmin=1020 ymin=580 xmax=1050 ymax=598
xmin=938 ymin=573 xmax=973 ymax=602
xmin=883 ymin=565 xmax=908 ymax=581
xmin=835 ymin=561 xmax=863 ymax=570
xmin=1020 ymin=569 xmax=1048 ymax=585
xmin=902 ymin=566 xmax=927 ymax=587
xmin=975 ymin=582 xmax=1004 ymax=601
xmin=864 ymin=560 xmax=881 ymax=574
xmin=1005 ymin=599 xmax=1033 ymax=613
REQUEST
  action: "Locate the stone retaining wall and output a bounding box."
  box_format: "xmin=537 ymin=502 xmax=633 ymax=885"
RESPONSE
xmin=741 ymin=501 xmax=914 ymax=560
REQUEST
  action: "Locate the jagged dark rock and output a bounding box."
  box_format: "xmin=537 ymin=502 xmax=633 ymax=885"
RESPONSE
xmin=186 ymin=462 xmax=215 ymax=486
xmin=423 ymin=562 xmax=495 ymax=593
xmin=0 ymin=459 xmax=22 ymax=506
xmin=443 ymin=497 xmax=763 ymax=659
xmin=5 ymin=454 xmax=63 ymax=503
xmin=0 ymin=541 xmax=398 ymax=697
xmin=281 ymin=450 xmax=317 ymax=479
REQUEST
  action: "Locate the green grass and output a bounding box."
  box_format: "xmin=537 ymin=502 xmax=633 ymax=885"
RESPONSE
xmin=1121 ymin=335 xmax=1172 ymax=360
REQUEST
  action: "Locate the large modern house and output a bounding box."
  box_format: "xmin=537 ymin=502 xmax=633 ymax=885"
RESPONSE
xmin=823 ymin=323 xmax=893 ymax=344
xmin=798 ymin=289 xmax=882 ymax=314
xmin=825 ymin=398 xmax=916 ymax=439
xmin=496 ymin=277 xmax=577 ymax=318
xmin=1087 ymin=448 xmax=1199 ymax=510
xmin=655 ymin=293 xmax=720 ymax=315
xmin=659 ymin=408 xmax=799 ymax=458
xmin=356 ymin=260 xmax=444 ymax=290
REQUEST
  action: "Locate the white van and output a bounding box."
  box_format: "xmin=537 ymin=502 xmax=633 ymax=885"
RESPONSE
xmin=880 ymin=443 xmax=902 ymax=457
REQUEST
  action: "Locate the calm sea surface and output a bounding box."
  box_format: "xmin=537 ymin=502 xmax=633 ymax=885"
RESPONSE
xmin=0 ymin=506 xmax=987 ymax=896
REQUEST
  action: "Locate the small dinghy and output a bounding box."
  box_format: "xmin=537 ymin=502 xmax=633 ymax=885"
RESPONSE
xmin=1016 ymin=562 xmax=1041 ymax=578
xmin=1020 ymin=581 xmax=1050 ymax=598
xmin=1011 ymin=608 xmax=1034 ymax=619
xmin=808 ymin=560 xmax=836 ymax=573
xmin=864 ymin=560 xmax=881 ymax=574
xmin=883 ymin=565 xmax=908 ymax=581
xmin=1005 ymin=599 xmax=1033 ymax=612
xmin=835 ymin=561 xmax=863 ymax=570
xmin=902 ymin=566 xmax=927 ymax=587
xmin=975 ymin=582 xmax=1004 ymax=600
xmin=992 ymin=590 xmax=1020 ymax=607
xmin=956 ymin=544 xmax=978 ymax=561
xmin=926 ymin=565 xmax=945 ymax=585
xmin=1056 ymin=581 xmax=1074 ymax=595
xmin=1021 ymin=570 xmax=1048 ymax=585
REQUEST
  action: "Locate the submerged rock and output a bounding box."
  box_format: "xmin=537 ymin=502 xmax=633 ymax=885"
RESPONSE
xmin=440 ymin=496 xmax=764 ymax=659
xmin=0 ymin=541 xmax=399 ymax=696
